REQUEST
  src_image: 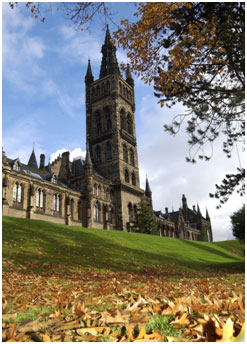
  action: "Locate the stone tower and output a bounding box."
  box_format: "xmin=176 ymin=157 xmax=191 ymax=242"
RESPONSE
xmin=84 ymin=26 xmax=143 ymax=231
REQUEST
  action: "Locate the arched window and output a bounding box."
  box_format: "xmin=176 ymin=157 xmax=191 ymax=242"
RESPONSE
xmin=13 ymin=183 xmax=22 ymax=203
xmin=123 ymin=144 xmax=128 ymax=163
xmin=96 ymin=146 xmax=102 ymax=162
xmin=96 ymin=85 xmax=100 ymax=96
xmin=96 ymin=112 xmax=102 ymax=135
xmin=101 ymin=83 xmax=105 ymax=94
xmin=131 ymin=172 xmax=136 ymax=186
xmin=120 ymin=109 xmax=126 ymax=130
xmin=119 ymin=82 xmax=122 ymax=94
xmin=78 ymin=200 xmax=82 ymax=220
xmin=106 ymin=142 xmax=112 ymax=160
xmin=128 ymin=203 xmax=133 ymax=222
xmin=130 ymin=148 xmax=135 ymax=166
xmin=106 ymin=112 xmax=112 ymax=131
xmin=124 ymin=169 xmax=129 ymax=183
xmin=36 ymin=189 xmax=44 ymax=208
xmin=94 ymin=202 xmax=100 ymax=222
xmin=127 ymin=114 xmax=133 ymax=135
xmin=53 ymin=194 xmax=60 ymax=212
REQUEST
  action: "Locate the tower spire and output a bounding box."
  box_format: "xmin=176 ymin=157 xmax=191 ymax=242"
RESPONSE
xmin=99 ymin=26 xmax=119 ymax=78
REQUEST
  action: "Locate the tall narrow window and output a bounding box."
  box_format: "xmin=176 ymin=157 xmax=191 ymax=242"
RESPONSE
xmin=123 ymin=144 xmax=128 ymax=163
xmin=124 ymin=169 xmax=129 ymax=183
xmin=96 ymin=112 xmax=102 ymax=135
xmin=131 ymin=172 xmax=136 ymax=186
xmin=96 ymin=146 xmax=102 ymax=162
xmin=36 ymin=189 xmax=44 ymax=208
xmin=120 ymin=109 xmax=126 ymax=130
xmin=127 ymin=114 xmax=133 ymax=135
xmin=53 ymin=194 xmax=60 ymax=212
xmin=13 ymin=183 xmax=22 ymax=203
xmin=106 ymin=112 xmax=112 ymax=131
xmin=106 ymin=142 xmax=112 ymax=160
xmin=13 ymin=183 xmax=17 ymax=201
xmin=130 ymin=148 xmax=135 ymax=166
xmin=128 ymin=203 xmax=133 ymax=222
xmin=94 ymin=202 xmax=100 ymax=222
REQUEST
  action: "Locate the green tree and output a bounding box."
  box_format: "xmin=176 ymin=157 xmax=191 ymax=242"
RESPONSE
xmin=131 ymin=198 xmax=158 ymax=235
xmin=115 ymin=2 xmax=245 ymax=207
xmin=230 ymin=205 xmax=245 ymax=243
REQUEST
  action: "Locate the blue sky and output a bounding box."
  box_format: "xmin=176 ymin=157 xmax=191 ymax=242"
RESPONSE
xmin=2 ymin=2 xmax=245 ymax=241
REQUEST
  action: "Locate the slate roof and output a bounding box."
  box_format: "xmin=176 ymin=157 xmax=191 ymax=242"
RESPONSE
xmin=72 ymin=157 xmax=85 ymax=176
xmin=7 ymin=156 xmax=68 ymax=187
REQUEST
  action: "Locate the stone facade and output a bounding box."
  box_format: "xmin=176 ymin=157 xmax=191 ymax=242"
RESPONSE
xmin=2 ymin=27 xmax=213 ymax=242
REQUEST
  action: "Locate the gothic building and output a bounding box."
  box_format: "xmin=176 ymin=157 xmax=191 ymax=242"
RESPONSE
xmin=2 ymin=27 xmax=213 ymax=242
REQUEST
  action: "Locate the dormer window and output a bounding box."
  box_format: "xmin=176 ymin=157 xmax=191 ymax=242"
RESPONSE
xmin=13 ymin=160 xmax=20 ymax=172
xmin=51 ymin=174 xmax=57 ymax=184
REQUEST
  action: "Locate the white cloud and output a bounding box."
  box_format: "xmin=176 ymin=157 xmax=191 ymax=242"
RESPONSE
xmin=137 ymin=94 xmax=244 ymax=241
xmin=50 ymin=147 xmax=86 ymax=163
xmin=58 ymin=26 xmax=102 ymax=64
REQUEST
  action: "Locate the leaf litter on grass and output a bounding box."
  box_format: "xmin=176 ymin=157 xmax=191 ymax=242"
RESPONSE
xmin=2 ymin=258 xmax=245 ymax=342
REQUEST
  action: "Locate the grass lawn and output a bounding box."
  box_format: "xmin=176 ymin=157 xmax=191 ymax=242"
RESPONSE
xmin=2 ymin=216 xmax=245 ymax=274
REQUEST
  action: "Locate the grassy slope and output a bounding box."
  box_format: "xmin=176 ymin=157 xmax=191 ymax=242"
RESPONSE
xmin=2 ymin=216 xmax=245 ymax=274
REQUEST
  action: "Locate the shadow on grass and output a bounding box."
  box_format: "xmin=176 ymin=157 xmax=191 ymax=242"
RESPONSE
xmin=181 ymin=239 xmax=242 ymax=261
xmin=2 ymin=217 xmax=245 ymax=276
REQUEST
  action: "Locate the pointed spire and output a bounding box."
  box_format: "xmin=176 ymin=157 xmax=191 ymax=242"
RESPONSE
xmin=28 ymin=148 xmax=38 ymax=169
xmin=145 ymin=174 xmax=152 ymax=196
xmin=126 ymin=64 xmax=134 ymax=87
xmin=100 ymin=25 xmax=119 ymax=78
xmin=206 ymin=208 xmax=210 ymax=220
xmin=104 ymin=24 xmax=111 ymax=44
xmin=197 ymin=203 xmax=201 ymax=215
xmin=85 ymin=144 xmax=92 ymax=165
xmin=85 ymin=58 xmax=94 ymax=85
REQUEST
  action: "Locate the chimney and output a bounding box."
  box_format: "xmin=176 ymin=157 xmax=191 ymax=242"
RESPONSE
xmin=193 ymin=205 xmax=196 ymax=212
xmin=40 ymin=154 xmax=45 ymax=169
xmin=165 ymin=207 xmax=168 ymax=214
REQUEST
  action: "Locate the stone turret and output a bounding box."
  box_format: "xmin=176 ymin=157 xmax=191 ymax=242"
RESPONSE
xmin=58 ymin=151 xmax=71 ymax=184
xmin=126 ymin=64 xmax=134 ymax=87
xmin=39 ymin=154 xmax=45 ymax=170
